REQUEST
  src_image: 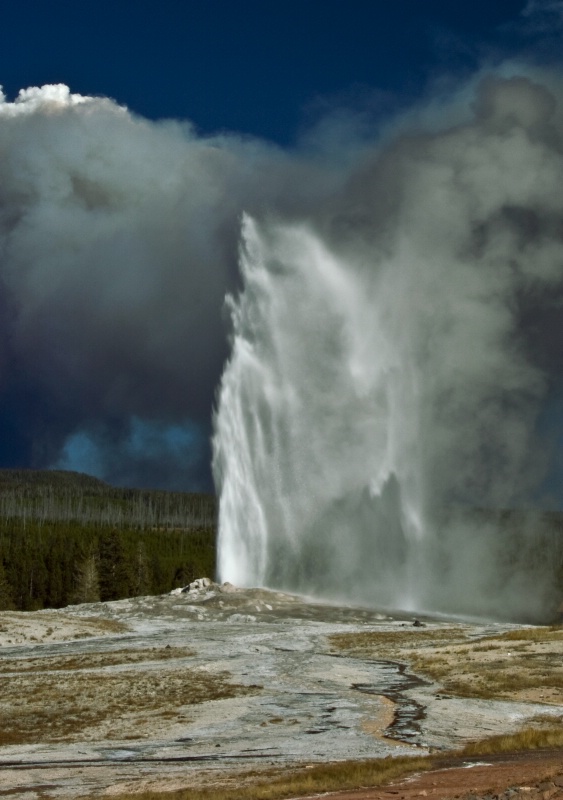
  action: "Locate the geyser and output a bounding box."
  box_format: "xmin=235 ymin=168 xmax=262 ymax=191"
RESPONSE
xmin=213 ymin=72 xmax=563 ymax=621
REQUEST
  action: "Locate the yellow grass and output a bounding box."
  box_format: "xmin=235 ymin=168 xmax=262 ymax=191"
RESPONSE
xmin=458 ymin=725 xmax=563 ymax=756
xmin=489 ymin=626 xmax=563 ymax=642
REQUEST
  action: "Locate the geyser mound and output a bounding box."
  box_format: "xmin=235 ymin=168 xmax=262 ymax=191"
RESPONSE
xmin=213 ymin=74 xmax=563 ymax=622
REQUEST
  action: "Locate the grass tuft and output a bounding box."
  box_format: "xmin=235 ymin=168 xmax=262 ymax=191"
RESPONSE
xmin=488 ymin=626 xmax=563 ymax=642
xmin=458 ymin=726 xmax=563 ymax=757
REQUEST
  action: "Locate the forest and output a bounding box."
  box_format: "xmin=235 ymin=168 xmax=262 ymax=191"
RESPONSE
xmin=0 ymin=470 xmax=216 ymax=611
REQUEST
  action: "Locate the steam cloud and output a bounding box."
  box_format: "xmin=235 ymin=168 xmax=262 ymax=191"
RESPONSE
xmin=213 ymin=71 xmax=563 ymax=621
xmin=0 ymin=84 xmax=329 ymax=488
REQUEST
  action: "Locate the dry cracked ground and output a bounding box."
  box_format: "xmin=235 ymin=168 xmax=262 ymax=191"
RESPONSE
xmin=0 ymin=585 xmax=562 ymax=799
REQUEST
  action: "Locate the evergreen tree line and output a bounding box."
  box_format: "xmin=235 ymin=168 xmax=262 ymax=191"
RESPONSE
xmin=0 ymin=517 xmax=216 ymax=611
xmin=0 ymin=470 xmax=216 ymax=530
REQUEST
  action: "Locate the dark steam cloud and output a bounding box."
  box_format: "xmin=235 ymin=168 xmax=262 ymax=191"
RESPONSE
xmin=0 ymin=85 xmax=333 ymax=488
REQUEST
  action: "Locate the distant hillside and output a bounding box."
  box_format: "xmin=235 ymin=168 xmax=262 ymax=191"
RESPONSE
xmin=0 ymin=469 xmax=216 ymax=530
xmin=0 ymin=469 xmax=109 ymax=490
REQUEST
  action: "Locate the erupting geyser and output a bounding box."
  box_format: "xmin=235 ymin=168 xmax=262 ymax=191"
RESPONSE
xmin=213 ymin=73 xmax=563 ymax=621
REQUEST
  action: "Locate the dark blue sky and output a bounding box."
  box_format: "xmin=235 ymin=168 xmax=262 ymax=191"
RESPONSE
xmin=0 ymin=1 xmax=541 ymax=144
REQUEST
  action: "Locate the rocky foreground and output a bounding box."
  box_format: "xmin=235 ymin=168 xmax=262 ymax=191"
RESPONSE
xmin=0 ymin=583 xmax=562 ymax=798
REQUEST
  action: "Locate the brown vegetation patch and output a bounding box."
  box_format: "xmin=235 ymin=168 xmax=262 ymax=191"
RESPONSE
xmin=330 ymin=627 xmax=470 ymax=654
xmin=0 ymin=645 xmax=194 ymax=673
xmin=458 ymin=725 xmax=563 ymax=755
xmin=330 ymin=625 xmax=563 ymax=704
xmin=0 ymin=610 xmax=128 ymax=646
xmin=0 ymin=659 xmax=260 ymax=745
xmin=490 ymin=625 xmax=563 ymax=642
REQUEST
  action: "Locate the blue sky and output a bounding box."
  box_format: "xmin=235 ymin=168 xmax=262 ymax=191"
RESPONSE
xmin=1 ymin=0 xmax=562 ymax=494
xmin=0 ymin=1 xmax=545 ymax=143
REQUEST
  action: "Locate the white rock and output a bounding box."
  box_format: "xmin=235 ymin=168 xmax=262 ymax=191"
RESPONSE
xmin=188 ymin=576 xmax=214 ymax=591
xmin=227 ymin=613 xmax=256 ymax=623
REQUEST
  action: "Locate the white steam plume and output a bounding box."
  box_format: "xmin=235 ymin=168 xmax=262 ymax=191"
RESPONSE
xmin=213 ymin=73 xmax=563 ymax=621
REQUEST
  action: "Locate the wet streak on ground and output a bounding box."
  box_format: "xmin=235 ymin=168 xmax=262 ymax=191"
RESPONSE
xmin=0 ymin=752 xmax=285 ymax=770
xmin=352 ymin=660 xmax=429 ymax=744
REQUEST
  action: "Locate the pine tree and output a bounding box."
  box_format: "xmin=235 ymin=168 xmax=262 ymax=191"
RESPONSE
xmin=73 ymin=548 xmax=100 ymax=604
xmin=98 ymin=530 xmax=132 ymax=601
xmin=132 ymin=541 xmax=151 ymax=597
xmin=0 ymin=560 xmax=14 ymax=610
